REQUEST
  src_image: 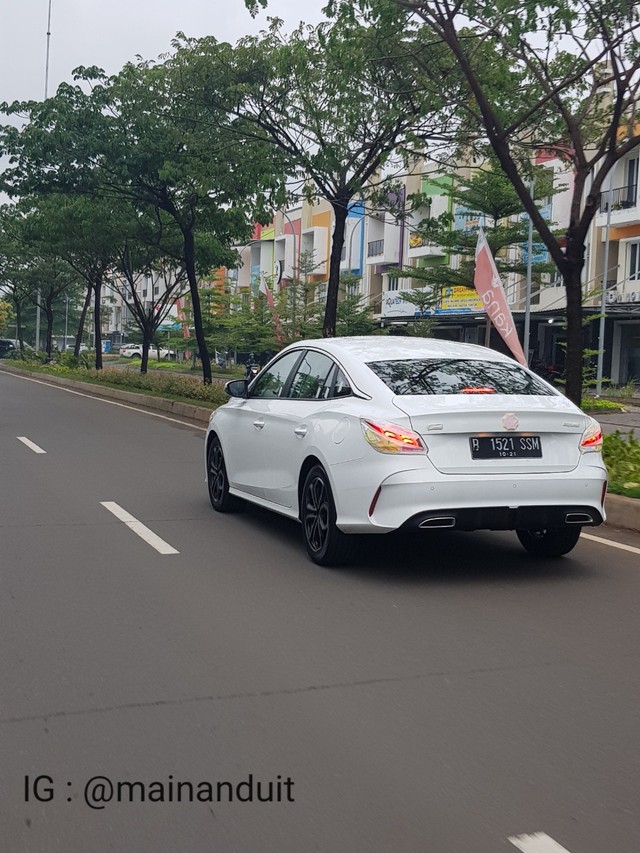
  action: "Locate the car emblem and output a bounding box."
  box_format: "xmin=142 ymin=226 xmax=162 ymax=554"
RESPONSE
xmin=502 ymin=413 xmax=519 ymax=431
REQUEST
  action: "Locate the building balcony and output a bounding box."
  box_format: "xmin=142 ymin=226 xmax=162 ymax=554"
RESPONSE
xmin=596 ymin=184 xmax=639 ymax=227
xmin=407 ymin=232 xmax=445 ymax=259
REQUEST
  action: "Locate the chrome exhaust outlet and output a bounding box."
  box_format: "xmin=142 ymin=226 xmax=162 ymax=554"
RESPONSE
xmin=419 ymin=516 xmax=456 ymax=529
xmin=565 ymin=512 xmax=593 ymax=524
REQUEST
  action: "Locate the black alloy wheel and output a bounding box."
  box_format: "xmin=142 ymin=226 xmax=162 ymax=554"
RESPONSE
xmin=516 ymin=526 xmax=581 ymax=558
xmin=207 ymin=436 xmax=240 ymax=513
xmin=301 ymin=465 xmax=357 ymax=567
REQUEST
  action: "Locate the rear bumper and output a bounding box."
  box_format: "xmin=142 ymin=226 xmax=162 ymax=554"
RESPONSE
xmin=333 ymin=462 xmax=607 ymax=534
xmin=398 ymin=504 xmax=604 ymax=532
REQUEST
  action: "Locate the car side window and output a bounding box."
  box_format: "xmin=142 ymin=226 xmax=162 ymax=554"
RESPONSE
xmin=331 ymin=368 xmax=352 ymax=398
xmin=288 ymin=351 xmax=336 ymax=400
xmin=249 ymin=351 xmax=302 ymax=399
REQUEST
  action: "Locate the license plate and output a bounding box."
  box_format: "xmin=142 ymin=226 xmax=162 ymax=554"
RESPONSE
xmin=470 ymin=435 xmax=542 ymax=459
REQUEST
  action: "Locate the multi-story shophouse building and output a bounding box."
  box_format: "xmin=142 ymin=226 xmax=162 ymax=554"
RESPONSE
xmin=587 ymin=150 xmax=640 ymax=386
xmin=221 ymin=152 xmax=637 ymax=387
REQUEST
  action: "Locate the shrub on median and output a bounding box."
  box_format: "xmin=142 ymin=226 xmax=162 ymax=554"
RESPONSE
xmin=85 ymin=367 xmax=229 ymax=405
xmin=7 ymin=360 xmax=229 ymax=407
xmin=603 ymin=431 xmax=640 ymax=499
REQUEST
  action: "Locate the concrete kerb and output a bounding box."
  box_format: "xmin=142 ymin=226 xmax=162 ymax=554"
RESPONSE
xmin=1 ymin=362 xmax=638 ymax=535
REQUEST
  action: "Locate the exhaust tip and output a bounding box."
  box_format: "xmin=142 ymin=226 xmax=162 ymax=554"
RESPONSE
xmin=565 ymin=512 xmax=593 ymax=524
xmin=419 ymin=516 xmax=456 ymax=529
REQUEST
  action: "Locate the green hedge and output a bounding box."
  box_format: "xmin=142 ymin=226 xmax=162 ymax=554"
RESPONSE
xmin=603 ymin=431 xmax=640 ymax=498
xmin=8 ymin=361 xmax=228 ymax=407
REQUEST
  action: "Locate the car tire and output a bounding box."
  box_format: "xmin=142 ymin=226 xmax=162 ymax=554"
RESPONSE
xmin=301 ymin=465 xmax=358 ymax=567
xmin=516 ymin=527 xmax=581 ymax=558
xmin=207 ymin=436 xmax=241 ymax=513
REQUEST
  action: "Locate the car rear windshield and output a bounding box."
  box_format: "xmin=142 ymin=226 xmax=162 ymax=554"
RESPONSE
xmin=366 ymin=358 xmax=554 ymax=396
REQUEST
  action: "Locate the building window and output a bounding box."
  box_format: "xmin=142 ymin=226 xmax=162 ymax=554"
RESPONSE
xmin=626 ymin=158 xmax=638 ymax=205
xmin=153 ymin=286 xmax=159 ymax=295
xmin=629 ymin=242 xmax=640 ymax=281
xmin=387 ymin=278 xmax=399 ymax=291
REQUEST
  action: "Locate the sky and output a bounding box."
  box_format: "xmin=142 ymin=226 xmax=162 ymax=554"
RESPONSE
xmin=1 ymin=0 xmax=326 ymax=104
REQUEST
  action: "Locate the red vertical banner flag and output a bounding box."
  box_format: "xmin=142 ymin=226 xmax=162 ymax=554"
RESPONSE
xmin=259 ymin=277 xmax=285 ymax=345
xmin=474 ymin=228 xmax=527 ymax=366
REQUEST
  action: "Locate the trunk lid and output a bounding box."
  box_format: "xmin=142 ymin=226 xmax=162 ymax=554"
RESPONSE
xmin=392 ymin=394 xmax=588 ymax=475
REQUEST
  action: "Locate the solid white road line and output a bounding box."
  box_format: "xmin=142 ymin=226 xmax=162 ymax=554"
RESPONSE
xmin=581 ymin=531 xmax=640 ymax=556
xmin=101 ymin=501 xmax=179 ymax=555
xmin=4 ymin=371 xmax=207 ymax=431
xmin=17 ymin=436 xmax=47 ymax=454
xmin=508 ymin=832 xmax=573 ymax=852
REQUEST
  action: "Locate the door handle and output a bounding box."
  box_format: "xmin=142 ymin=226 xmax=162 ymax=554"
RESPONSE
xmin=294 ymin=425 xmax=308 ymax=438
xmin=253 ymin=419 xmax=265 ymax=430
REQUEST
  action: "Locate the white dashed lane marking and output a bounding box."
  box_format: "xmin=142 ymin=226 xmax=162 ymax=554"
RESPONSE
xmin=100 ymin=501 xmax=179 ymax=556
xmin=509 ymin=832 xmax=574 ymax=852
xmin=17 ymin=436 xmax=47 ymax=454
xmin=581 ymin=532 xmax=640 ymax=556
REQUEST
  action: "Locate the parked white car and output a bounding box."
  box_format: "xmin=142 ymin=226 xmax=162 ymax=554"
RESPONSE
xmin=204 ymin=337 xmax=607 ymax=566
xmin=121 ymin=344 xmax=174 ymax=359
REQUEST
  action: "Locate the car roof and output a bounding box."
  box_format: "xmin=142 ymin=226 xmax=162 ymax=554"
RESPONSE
xmin=283 ymin=336 xmax=517 ymax=365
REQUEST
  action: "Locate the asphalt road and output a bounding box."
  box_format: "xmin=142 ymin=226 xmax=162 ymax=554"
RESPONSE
xmin=1 ymin=369 xmax=639 ymax=853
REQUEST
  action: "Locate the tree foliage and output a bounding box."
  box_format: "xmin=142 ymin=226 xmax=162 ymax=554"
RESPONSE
xmin=173 ymin=13 xmax=450 ymax=338
xmin=325 ymin=0 xmax=640 ymax=403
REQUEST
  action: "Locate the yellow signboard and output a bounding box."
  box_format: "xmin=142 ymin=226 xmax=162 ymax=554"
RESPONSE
xmin=440 ymin=286 xmax=484 ymax=313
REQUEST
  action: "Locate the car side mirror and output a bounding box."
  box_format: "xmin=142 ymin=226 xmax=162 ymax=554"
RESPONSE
xmin=225 ymin=379 xmax=249 ymax=398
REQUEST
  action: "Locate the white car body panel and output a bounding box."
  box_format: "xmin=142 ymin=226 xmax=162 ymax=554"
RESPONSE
xmin=205 ymin=337 xmax=607 ymax=541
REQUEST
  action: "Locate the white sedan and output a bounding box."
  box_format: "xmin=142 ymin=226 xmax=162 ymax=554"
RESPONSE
xmin=204 ymin=337 xmax=607 ymax=566
xmin=120 ymin=343 xmax=174 ymax=359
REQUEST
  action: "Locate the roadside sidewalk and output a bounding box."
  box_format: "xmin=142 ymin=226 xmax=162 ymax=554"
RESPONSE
xmin=1 ymin=362 xmax=638 ymax=536
xmin=597 ymin=404 xmax=640 ymax=435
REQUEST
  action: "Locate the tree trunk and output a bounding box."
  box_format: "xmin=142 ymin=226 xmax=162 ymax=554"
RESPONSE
xmin=323 ymin=199 xmax=349 ymax=338
xmin=93 ymin=270 xmax=103 ymax=371
xmin=141 ymin=327 xmax=152 ymax=374
xmin=183 ymin=228 xmax=212 ymax=384
xmin=563 ymin=262 xmax=585 ymax=406
xmin=75 ymin=284 xmax=92 ymax=357
xmin=44 ymin=298 xmax=54 ymax=358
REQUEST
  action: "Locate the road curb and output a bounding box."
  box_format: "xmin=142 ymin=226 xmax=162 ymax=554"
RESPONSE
xmin=2 ymin=362 xmax=638 ymax=534
xmin=604 ymin=493 xmax=640 ymax=535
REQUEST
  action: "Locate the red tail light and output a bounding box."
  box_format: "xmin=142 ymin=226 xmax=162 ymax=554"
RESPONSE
xmin=580 ymin=418 xmax=603 ymax=452
xmin=360 ymin=420 xmax=426 ymax=454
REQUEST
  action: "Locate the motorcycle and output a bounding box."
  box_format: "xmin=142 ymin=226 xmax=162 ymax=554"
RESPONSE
xmin=245 ymin=362 xmax=260 ymax=381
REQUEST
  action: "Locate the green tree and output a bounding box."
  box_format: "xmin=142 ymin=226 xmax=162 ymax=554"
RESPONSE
xmin=0 ymin=58 xmax=285 ymax=383
xmin=109 ymin=247 xmax=189 ymax=374
xmin=336 ymin=273 xmax=379 ymax=336
xmin=176 ymin=12 xmax=447 ymax=338
xmin=326 ymin=0 xmax=640 ymax=403
xmin=0 ymin=298 xmax=13 ymax=334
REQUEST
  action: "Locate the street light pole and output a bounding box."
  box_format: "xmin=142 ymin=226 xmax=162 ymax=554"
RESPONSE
xmin=35 ymin=0 xmax=53 ymax=353
xmin=523 ymin=179 xmax=535 ymax=365
xmin=282 ymin=210 xmax=299 ymax=337
xmin=596 ymin=183 xmax=614 ymax=396
xmin=64 ymin=295 xmax=69 ymax=351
